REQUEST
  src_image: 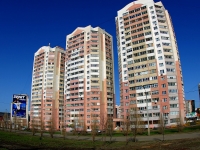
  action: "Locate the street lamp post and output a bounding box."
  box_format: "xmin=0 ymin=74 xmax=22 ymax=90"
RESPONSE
xmin=142 ymin=85 xmax=150 ymax=136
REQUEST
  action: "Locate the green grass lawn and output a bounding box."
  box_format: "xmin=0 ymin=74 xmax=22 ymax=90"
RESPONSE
xmin=61 ymin=125 xmax=200 ymax=137
xmin=1 ymin=130 xmax=200 ymax=150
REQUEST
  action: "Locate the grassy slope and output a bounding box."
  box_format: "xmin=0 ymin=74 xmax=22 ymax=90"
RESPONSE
xmin=0 ymin=130 xmax=200 ymax=150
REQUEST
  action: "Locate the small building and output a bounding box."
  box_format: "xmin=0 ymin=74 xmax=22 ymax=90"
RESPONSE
xmin=185 ymin=100 xmax=195 ymax=114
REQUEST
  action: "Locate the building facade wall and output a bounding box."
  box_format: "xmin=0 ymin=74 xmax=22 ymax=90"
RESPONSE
xmin=116 ymin=0 xmax=185 ymax=127
xmin=64 ymin=26 xmax=115 ymax=130
xmin=30 ymin=46 xmax=65 ymax=130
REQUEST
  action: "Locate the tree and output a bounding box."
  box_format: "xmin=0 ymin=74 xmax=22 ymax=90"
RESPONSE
xmin=158 ymin=113 xmax=165 ymax=141
xmin=176 ymin=112 xmax=184 ymax=132
xmin=31 ymin=117 xmax=37 ymax=136
xmin=100 ymin=113 xmax=107 ymax=142
xmin=91 ymin=114 xmax=99 ymax=143
xmin=13 ymin=112 xmax=17 ymax=131
xmin=106 ymin=115 xmax=114 ymax=143
xmin=17 ymin=118 xmax=22 ymax=130
xmin=78 ymin=116 xmax=87 ymax=135
xmin=3 ymin=113 xmax=8 ymax=129
xmin=130 ymin=107 xmax=142 ymax=142
xmin=40 ymin=116 xmax=44 ymax=139
xmin=122 ymin=116 xmax=131 ymax=144
xmin=49 ymin=117 xmax=55 ymax=138
xmin=9 ymin=121 xmax=12 ymax=132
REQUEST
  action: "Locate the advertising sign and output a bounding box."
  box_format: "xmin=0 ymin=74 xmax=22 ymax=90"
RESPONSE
xmin=12 ymin=94 xmax=27 ymax=118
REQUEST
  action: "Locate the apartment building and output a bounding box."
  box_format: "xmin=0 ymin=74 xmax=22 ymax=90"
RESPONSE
xmin=185 ymin=100 xmax=195 ymax=114
xmin=64 ymin=25 xmax=115 ymax=130
xmin=31 ymin=46 xmax=65 ymax=130
xmin=116 ymin=0 xmax=185 ymax=127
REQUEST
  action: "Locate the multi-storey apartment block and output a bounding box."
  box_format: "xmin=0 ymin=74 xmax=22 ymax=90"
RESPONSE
xmin=31 ymin=46 xmax=65 ymax=130
xmin=116 ymin=0 xmax=185 ymax=128
xmin=64 ymin=25 xmax=115 ymax=130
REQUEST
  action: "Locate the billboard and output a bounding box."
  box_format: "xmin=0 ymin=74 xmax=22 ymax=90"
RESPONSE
xmin=12 ymin=94 xmax=27 ymax=118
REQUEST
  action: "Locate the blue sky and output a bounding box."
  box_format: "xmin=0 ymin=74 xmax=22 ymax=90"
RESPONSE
xmin=0 ymin=0 xmax=200 ymax=113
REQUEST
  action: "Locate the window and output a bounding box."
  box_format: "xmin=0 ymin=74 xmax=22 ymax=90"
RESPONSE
xmin=167 ymin=68 xmax=175 ymax=72
xmin=169 ymin=89 xmax=177 ymax=93
xmin=160 ymin=70 xmax=164 ymax=74
xmin=166 ymin=61 xmax=174 ymax=65
xmin=149 ymin=62 xmax=156 ymax=66
xmin=163 ymin=105 xmax=168 ymax=110
xmin=167 ymin=76 xmax=176 ymax=79
xmin=159 ymin=63 xmax=164 ymax=67
xmin=170 ymin=111 xmax=179 ymax=115
xmin=162 ymin=84 xmax=166 ymax=88
xmin=169 ymin=96 xmax=178 ymax=101
xmin=162 ymin=91 xmax=166 ymax=95
xmin=156 ymin=38 xmax=160 ymax=41
xmin=170 ymin=104 xmax=178 ymax=108
xmin=163 ymin=98 xmax=167 ymax=102
xmin=152 ymin=90 xmax=159 ymax=95
xmin=158 ymin=56 xmax=163 ymax=60
xmin=170 ymin=119 xmax=176 ymax=123
xmin=157 ymin=44 xmax=161 ymax=48
xmin=168 ymin=82 xmax=177 ymax=86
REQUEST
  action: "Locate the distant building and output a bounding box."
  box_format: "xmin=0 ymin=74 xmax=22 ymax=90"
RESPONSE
xmin=0 ymin=112 xmax=10 ymax=121
xmin=185 ymin=100 xmax=195 ymax=113
xmin=115 ymin=105 xmax=122 ymax=119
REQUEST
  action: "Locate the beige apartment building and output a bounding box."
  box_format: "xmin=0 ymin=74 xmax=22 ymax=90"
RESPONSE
xmin=30 ymin=46 xmax=65 ymax=130
xmin=64 ymin=25 xmax=115 ymax=130
xmin=116 ymin=0 xmax=185 ymax=128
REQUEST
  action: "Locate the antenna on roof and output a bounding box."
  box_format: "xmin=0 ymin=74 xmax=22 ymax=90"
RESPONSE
xmin=49 ymin=43 xmax=50 ymax=46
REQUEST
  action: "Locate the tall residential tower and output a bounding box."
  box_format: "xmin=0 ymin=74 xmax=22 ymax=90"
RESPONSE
xmin=64 ymin=25 xmax=115 ymax=130
xmin=116 ymin=0 xmax=184 ymax=127
xmin=31 ymin=46 xmax=65 ymax=130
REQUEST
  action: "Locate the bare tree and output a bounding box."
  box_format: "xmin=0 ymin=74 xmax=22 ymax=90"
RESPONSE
xmin=91 ymin=114 xmax=98 ymax=143
xmin=40 ymin=116 xmax=44 ymax=139
xmin=106 ymin=115 xmax=114 ymax=143
xmin=176 ymin=112 xmax=184 ymax=132
xmin=49 ymin=117 xmax=55 ymax=138
xmin=9 ymin=121 xmax=12 ymax=132
xmin=130 ymin=107 xmax=142 ymax=142
xmin=100 ymin=113 xmax=107 ymax=142
xmin=1 ymin=121 xmax=4 ymax=129
xmin=122 ymin=116 xmax=131 ymax=144
xmin=31 ymin=117 xmax=37 ymax=136
xmin=79 ymin=116 xmax=87 ymax=135
xmin=71 ymin=116 xmax=79 ymax=135
xmin=17 ymin=118 xmax=21 ymax=130
xmin=0 ymin=121 xmax=2 ymax=129
xmin=3 ymin=113 xmax=8 ymax=129
xmin=158 ymin=113 xmax=165 ymax=141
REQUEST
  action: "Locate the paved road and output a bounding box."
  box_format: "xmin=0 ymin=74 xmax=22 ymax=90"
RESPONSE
xmin=2 ymin=129 xmax=199 ymax=142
